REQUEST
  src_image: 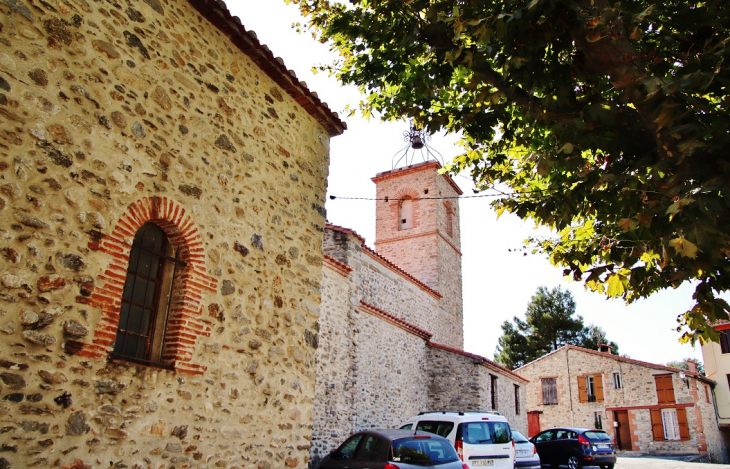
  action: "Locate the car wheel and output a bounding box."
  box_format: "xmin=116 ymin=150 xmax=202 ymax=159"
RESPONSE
xmin=567 ymin=455 xmax=583 ymax=469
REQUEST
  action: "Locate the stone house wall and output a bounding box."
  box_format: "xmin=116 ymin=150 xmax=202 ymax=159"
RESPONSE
xmin=517 ymin=346 xmax=725 ymax=462
xmin=426 ymin=345 xmax=529 ymax=435
xmin=0 ymin=0 xmax=342 ymax=467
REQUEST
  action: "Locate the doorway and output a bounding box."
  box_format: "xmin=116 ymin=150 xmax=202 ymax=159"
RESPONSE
xmin=614 ymin=410 xmax=632 ymax=450
xmin=527 ymin=411 xmax=541 ymax=437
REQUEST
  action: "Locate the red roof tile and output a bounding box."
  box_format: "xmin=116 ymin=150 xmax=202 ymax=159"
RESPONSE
xmin=428 ymin=342 xmax=530 ymax=383
xmin=326 ymin=223 xmax=442 ymax=299
xmin=187 ymin=0 xmax=346 ymax=137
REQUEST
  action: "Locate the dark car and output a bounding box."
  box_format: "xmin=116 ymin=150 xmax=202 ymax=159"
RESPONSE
xmin=529 ymin=427 xmax=616 ymax=469
xmin=320 ymin=429 xmax=469 ymax=469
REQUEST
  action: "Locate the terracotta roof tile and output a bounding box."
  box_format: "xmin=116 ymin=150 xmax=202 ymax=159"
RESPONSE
xmin=187 ymin=0 xmax=346 ymax=137
xmin=428 ymin=342 xmax=530 ymax=383
xmin=326 ymin=223 xmax=442 ymax=299
xmin=516 ymin=345 xmax=714 ymax=384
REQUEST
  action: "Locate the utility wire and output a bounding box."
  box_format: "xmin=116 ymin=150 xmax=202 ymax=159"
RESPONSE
xmin=329 ymin=187 xmax=560 ymax=201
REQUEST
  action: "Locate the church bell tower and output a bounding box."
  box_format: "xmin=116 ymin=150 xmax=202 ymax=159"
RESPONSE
xmin=371 ymin=127 xmax=464 ymax=348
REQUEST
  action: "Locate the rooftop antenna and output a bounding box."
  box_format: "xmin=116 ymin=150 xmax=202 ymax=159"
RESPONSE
xmin=392 ymin=121 xmax=444 ymax=169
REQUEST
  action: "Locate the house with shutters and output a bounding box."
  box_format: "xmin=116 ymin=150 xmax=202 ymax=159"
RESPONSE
xmin=516 ymin=345 xmax=727 ymax=463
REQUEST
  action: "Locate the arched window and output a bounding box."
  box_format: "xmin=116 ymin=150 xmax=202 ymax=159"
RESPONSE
xmin=399 ymin=198 xmax=413 ymax=230
xmin=112 ymin=222 xmax=183 ymax=367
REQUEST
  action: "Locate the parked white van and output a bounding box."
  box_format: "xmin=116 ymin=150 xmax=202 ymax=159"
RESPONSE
xmin=400 ymin=411 xmax=516 ymax=469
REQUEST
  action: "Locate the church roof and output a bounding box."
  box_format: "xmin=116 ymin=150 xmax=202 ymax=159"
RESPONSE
xmin=188 ymin=0 xmax=346 ymax=137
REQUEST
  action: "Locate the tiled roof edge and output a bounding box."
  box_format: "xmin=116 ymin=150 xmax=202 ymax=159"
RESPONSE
xmin=187 ymin=0 xmax=346 ymax=137
xmin=516 ymin=345 xmax=714 ymax=384
xmin=428 ymin=342 xmax=530 ymax=383
xmin=323 ymin=254 xmax=352 ymax=277
xmin=325 ymin=224 xmax=442 ymax=300
xmin=359 ymin=301 xmax=433 ymax=341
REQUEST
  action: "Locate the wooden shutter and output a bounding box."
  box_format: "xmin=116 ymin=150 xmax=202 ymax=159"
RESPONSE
xmin=677 ymin=408 xmax=690 ymax=440
xmin=650 ymin=408 xmax=664 ymax=441
xmin=578 ymin=376 xmax=588 ymax=403
xmin=654 ymin=375 xmax=676 ymax=404
xmin=594 ymin=374 xmax=605 ymax=402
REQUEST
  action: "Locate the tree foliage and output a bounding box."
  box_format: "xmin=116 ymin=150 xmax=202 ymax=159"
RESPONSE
xmin=666 ymin=357 xmax=706 ymax=375
xmin=290 ymin=0 xmax=730 ymax=343
xmin=495 ymin=286 xmax=619 ymax=368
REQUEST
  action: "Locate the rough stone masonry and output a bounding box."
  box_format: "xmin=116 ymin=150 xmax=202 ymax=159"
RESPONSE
xmin=0 ymin=0 xmax=343 ymax=467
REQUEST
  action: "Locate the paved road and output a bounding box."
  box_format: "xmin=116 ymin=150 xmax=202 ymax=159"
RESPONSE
xmin=548 ymin=457 xmax=730 ymax=468
xmin=614 ymin=456 xmax=730 ymax=468
xmin=592 ymin=456 xmax=730 ymax=468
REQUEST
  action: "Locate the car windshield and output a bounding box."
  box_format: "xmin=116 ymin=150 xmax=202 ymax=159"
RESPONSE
xmin=462 ymin=421 xmax=512 ymax=445
xmin=414 ymin=420 xmax=455 ymax=438
xmin=512 ymin=431 xmax=529 ymax=443
xmin=584 ymin=431 xmax=612 ymax=442
xmin=390 ymin=438 xmax=460 ymax=466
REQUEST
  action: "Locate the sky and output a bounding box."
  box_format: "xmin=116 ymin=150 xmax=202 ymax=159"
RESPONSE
xmin=228 ymin=1 xmax=705 ymax=366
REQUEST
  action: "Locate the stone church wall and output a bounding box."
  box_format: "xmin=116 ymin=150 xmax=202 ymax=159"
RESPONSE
xmin=315 ymin=227 xmax=528 ymax=466
xmin=0 ymin=0 xmax=334 ymax=467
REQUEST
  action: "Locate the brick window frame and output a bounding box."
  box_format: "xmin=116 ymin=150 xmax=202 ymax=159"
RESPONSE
xmin=67 ymin=197 xmax=217 ymax=375
xmin=444 ymin=201 xmax=454 ymax=237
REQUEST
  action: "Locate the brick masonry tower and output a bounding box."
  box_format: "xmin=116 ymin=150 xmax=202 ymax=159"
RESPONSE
xmin=371 ymin=160 xmax=464 ymax=348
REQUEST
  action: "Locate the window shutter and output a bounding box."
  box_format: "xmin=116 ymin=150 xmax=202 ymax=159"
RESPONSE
xmin=677 ymin=408 xmax=690 ymax=440
xmin=650 ymin=408 xmax=664 ymax=441
xmin=594 ymin=374 xmax=604 ymax=402
xmin=654 ymin=375 xmax=676 ymax=404
xmin=578 ymin=376 xmax=588 ymax=403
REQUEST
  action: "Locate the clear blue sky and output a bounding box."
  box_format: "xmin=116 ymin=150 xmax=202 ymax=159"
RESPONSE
xmin=228 ymin=1 xmax=704 ymax=366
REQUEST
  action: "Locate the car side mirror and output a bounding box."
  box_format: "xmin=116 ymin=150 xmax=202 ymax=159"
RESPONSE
xmin=529 ymin=437 xmax=536 ymax=443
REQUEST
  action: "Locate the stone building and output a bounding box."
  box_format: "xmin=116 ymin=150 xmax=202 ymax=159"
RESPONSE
xmin=311 ymin=161 xmax=529 ymax=466
xmin=517 ymin=345 xmax=727 ymax=463
xmin=0 ymin=0 xmax=344 ymax=467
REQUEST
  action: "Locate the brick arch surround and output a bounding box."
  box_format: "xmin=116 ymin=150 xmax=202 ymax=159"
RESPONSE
xmin=392 ymin=187 xmax=421 ymax=229
xmin=69 ymin=197 xmax=218 ymax=375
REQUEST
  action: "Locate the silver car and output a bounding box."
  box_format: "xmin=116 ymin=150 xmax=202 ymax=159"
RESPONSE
xmin=512 ymin=430 xmax=541 ymax=469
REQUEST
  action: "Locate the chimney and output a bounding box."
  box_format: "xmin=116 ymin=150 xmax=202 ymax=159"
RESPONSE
xmin=686 ymin=360 xmax=698 ymax=373
xmin=599 ymin=344 xmax=612 ymax=354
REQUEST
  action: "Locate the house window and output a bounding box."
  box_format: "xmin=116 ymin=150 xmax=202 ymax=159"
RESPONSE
xmin=650 ymin=407 xmax=690 ymax=441
xmin=491 ymin=374 xmax=498 ymax=410
xmin=112 ymin=222 xmax=181 ymax=366
xmin=661 ymin=409 xmax=681 ymax=440
xmin=654 ymin=374 xmax=676 ymax=405
xmin=399 ymin=198 xmax=413 ymax=230
xmin=514 ymin=384 xmax=520 ymax=415
xmin=578 ymin=374 xmax=604 ymax=403
xmin=587 ymin=376 xmax=596 ymax=402
xmin=542 ymin=378 xmax=558 ymax=405
xmin=721 ymin=331 xmax=730 ymax=354
xmin=613 ymin=372 xmax=622 ymax=389
xmin=594 ymin=411 xmax=603 ymax=429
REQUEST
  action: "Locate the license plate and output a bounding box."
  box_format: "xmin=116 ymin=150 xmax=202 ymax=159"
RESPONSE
xmin=472 ymin=461 xmax=494 ymax=467
xmin=517 ymin=450 xmax=531 ymax=456
xmin=597 ymin=444 xmax=609 ymax=449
